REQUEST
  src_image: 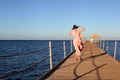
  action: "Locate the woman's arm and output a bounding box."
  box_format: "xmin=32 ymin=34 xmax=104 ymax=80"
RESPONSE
xmin=68 ymin=29 xmax=73 ymax=36
xmin=79 ymin=25 xmax=85 ymax=32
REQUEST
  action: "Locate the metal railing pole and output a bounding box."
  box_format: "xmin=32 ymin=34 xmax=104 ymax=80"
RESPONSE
xmin=95 ymin=41 xmax=97 ymax=46
xmin=100 ymin=40 xmax=102 ymax=49
xmin=106 ymin=40 xmax=109 ymax=52
xmin=114 ymin=41 xmax=117 ymax=59
xmin=97 ymin=40 xmax=98 ymax=46
xmin=49 ymin=41 xmax=52 ymax=69
xmin=99 ymin=40 xmax=100 ymax=48
xmin=70 ymin=40 xmax=73 ymax=53
xmin=63 ymin=41 xmax=66 ymax=58
xmin=102 ymin=41 xmax=105 ymax=50
xmin=97 ymin=40 xmax=99 ymax=47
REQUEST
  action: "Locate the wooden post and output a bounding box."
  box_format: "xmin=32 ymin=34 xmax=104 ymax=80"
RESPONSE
xmin=70 ymin=40 xmax=73 ymax=53
xmin=63 ymin=41 xmax=66 ymax=58
xmin=49 ymin=41 xmax=52 ymax=69
xmin=114 ymin=41 xmax=117 ymax=59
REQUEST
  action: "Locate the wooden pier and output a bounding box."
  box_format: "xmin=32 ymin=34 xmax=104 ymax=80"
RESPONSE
xmin=38 ymin=41 xmax=120 ymax=80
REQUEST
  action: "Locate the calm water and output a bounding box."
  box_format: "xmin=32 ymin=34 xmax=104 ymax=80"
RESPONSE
xmin=0 ymin=40 xmax=72 ymax=80
xmin=103 ymin=40 xmax=120 ymax=61
xmin=0 ymin=40 xmax=120 ymax=80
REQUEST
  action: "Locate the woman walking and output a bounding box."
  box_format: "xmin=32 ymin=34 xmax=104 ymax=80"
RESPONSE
xmin=69 ymin=25 xmax=85 ymax=62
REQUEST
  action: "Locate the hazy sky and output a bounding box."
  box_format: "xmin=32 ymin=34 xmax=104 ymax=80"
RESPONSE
xmin=0 ymin=0 xmax=120 ymax=40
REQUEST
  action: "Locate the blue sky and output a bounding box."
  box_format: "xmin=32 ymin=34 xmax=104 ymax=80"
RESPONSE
xmin=0 ymin=0 xmax=120 ymax=40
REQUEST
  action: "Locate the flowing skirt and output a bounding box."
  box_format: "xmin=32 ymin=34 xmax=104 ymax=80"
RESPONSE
xmin=73 ymin=39 xmax=83 ymax=55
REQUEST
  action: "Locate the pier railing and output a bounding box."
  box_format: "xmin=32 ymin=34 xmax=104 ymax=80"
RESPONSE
xmin=48 ymin=40 xmax=73 ymax=69
xmin=94 ymin=40 xmax=120 ymax=62
xmin=0 ymin=40 xmax=74 ymax=79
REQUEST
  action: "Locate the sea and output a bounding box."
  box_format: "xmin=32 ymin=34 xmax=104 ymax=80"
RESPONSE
xmin=0 ymin=40 xmax=120 ymax=80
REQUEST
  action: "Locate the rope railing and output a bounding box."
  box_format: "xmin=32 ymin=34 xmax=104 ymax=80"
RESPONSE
xmin=50 ymin=46 xmax=71 ymax=57
xmin=51 ymin=48 xmax=71 ymax=59
xmin=0 ymin=47 xmax=49 ymax=58
xmin=52 ymin=50 xmax=67 ymax=57
xmin=0 ymin=55 xmax=50 ymax=78
xmin=48 ymin=41 xmax=73 ymax=69
xmin=0 ymin=40 xmax=74 ymax=79
xmin=52 ymin=43 xmax=70 ymax=49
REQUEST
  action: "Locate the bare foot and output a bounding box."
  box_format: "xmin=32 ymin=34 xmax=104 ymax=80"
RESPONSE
xmin=76 ymin=58 xmax=78 ymax=61
xmin=77 ymin=58 xmax=82 ymax=62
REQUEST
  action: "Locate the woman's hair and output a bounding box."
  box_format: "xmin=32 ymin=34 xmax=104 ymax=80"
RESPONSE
xmin=72 ymin=25 xmax=79 ymax=30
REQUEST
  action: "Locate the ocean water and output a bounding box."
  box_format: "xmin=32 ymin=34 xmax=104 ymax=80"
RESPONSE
xmin=0 ymin=40 xmax=120 ymax=80
xmin=0 ymin=40 xmax=72 ymax=80
xmin=102 ymin=40 xmax=120 ymax=61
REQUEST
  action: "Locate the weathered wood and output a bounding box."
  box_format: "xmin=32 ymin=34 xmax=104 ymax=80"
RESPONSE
xmin=46 ymin=41 xmax=120 ymax=80
xmin=37 ymin=51 xmax=75 ymax=80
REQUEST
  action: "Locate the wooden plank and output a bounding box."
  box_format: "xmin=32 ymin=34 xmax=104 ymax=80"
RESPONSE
xmin=37 ymin=51 xmax=75 ymax=80
xmin=46 ymin=41 xmax=120 ymax=80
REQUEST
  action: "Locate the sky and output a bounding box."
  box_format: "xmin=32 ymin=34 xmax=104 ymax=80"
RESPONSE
xmin=0 ymin=0 xmax=120 ymax=40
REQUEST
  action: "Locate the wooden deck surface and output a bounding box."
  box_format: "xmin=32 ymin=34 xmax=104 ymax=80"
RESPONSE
xmin=46 ymin=41 xmax=120 ymax=80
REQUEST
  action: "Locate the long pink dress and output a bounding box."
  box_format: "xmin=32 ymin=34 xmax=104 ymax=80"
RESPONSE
xmin=73 ymin=30 xmax=82 ymax=55
xmin=69 ymin=27 xmax=85 ymax=55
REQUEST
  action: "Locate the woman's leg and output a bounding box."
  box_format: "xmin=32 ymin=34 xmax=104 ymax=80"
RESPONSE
xmin=73 ymin=40 xmax=81 ymax=61
xmin=75 ymin=45 xmax=81 ymax=61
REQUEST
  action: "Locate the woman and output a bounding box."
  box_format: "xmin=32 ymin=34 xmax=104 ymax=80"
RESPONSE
xmin=69 ymin=25 xmax=85 ymax=62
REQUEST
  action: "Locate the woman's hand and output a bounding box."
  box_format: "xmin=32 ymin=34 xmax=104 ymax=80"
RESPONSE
xmin=79 ymin=25 xmax=85 ymax=32
xmin=68 ymin=29 xmax=73 ymax=36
